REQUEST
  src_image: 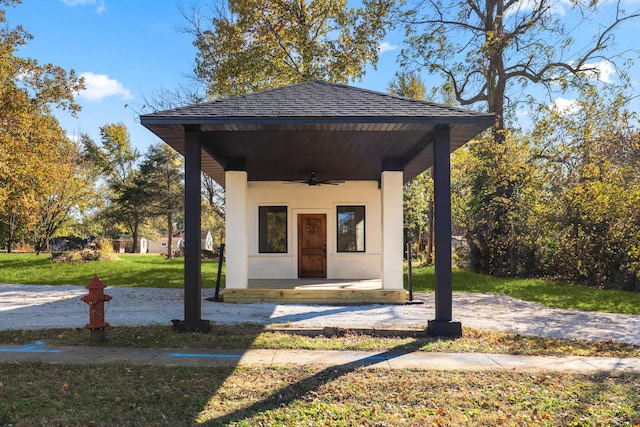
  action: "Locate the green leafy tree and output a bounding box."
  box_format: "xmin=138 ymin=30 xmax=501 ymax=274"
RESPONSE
xmin=138 ymin=143 xmax=185 ymax=259
xmin=72 ymin=133 xmax=112 ymax=238
xmin=388 ymin=71 xmax=426 ymax=101
xmin=530 ymin=86 xmax=640 ymax=290
xmin=84 ymin=123 xmax=139 ymax=184
xmin=452 ymin=131 xmax=537 ymax=275
xmin=0 ymin=0 xmax=84 ymax=251
xmin=31 ymin=135 xmax=96 ymax=254
xmin=81 ymin=123 xmax=149 ymax=252
xmin=402 ymin=171 xmax=432 ymax=261
xmin=109 ymin=172 xmax=152 ymax=254
xmin=186 ymin=0 xmax=393 ymax=98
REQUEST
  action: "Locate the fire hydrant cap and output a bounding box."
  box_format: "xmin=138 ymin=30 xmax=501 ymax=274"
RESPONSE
xmin=86 ymin=275 xmax=107 ymax=290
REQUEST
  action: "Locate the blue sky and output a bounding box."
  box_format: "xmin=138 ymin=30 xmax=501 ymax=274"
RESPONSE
xmin=6 ymin=0 xmax=639 ymax=153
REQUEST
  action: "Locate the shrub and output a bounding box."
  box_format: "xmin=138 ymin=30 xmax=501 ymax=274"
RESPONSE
xmin=51 ymin=248 xmax=110 ymax=263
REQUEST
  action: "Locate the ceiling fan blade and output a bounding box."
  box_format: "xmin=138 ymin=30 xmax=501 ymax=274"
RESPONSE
xmin=314 ymin=181 xmax=343 ymax=186
xmin=282 ymin=172 xmax=345 ymax=186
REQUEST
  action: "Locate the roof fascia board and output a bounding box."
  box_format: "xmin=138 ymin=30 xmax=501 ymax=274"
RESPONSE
xmin=141 ymin=116 xmax=494 ymax=127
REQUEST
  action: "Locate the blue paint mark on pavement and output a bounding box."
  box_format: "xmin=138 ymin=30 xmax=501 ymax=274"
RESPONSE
xmin=0 ymin=341 xmax=60 ymax=353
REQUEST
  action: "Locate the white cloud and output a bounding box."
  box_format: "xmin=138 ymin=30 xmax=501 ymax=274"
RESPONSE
xmin=60 ymin=0 xmax=106 ymax=13
xmin=505 ymin=0 xmax=573 ymax=18
xmin=548 ymin=0 xmax=574 ymax=16
xmin=79 ymin=72 xmax=132 ymax=101
xmin=551 ymin=97 xmax=580 ymax=114
xmin=378 ymin=42 xmax=399 ymax=53
xmin=579 ymin=60 xmax=616 ymax=84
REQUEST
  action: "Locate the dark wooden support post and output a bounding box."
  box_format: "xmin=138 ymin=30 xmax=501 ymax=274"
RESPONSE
xmin=172 ymin=127 xmax=210 ymax=332
xmin=428 ymin=127 xmax=462 ymax=337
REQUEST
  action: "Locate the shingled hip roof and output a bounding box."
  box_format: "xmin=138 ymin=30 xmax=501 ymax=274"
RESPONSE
xmin=142 ymin=79 xmax=493 ymax=122
xmin=140 ymin=80 xmax=494 ymax=186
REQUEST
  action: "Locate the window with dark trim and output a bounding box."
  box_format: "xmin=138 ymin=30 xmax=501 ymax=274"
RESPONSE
xmin=259 ymin=206 xmax=288 ymax=253
xmin=337 ymin=206 xmax=365 ymax=252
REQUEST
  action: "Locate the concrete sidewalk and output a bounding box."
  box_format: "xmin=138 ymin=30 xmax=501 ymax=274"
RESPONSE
xmin=1 ymin=342 xmax=639 ymax=373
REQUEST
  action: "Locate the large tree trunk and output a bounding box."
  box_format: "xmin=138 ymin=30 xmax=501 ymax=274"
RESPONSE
xmin=35 ymin=238 xmax=47 ymax=255
xmin=166 ymin=212 xmax=173 ymax=260
xmin=486 ymin=0 xmax=507 ymax=144
xmin=6 ymin=214 xmax=17 ymax=254
xmin=132 ymin=221 xmax=139 ymax=253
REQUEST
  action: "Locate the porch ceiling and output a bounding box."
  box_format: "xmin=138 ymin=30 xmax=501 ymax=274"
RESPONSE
xmin=140 ymin=81 xmax=494 ymax=188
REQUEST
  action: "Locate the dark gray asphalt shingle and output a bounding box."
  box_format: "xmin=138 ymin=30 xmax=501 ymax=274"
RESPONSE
xmin=141 ymin=80 xmax=490 ymax=120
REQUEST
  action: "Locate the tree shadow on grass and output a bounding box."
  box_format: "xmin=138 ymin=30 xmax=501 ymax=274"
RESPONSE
xmin=199 ymin=341 xmax=426 ymax=425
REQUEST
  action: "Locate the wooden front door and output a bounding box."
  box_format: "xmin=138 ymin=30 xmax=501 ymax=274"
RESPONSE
xmin=298 ymin=214 xmax=327 ymax=278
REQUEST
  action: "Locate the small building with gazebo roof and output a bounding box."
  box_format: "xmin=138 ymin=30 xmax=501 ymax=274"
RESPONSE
xmin=140 ymin=80 xmax=493 ymax=336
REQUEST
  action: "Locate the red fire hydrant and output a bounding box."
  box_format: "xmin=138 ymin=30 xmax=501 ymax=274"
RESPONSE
xmin=81 ymin=275 xmax=112 ymax=343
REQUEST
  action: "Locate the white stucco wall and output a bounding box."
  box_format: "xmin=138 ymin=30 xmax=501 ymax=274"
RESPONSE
xmin=246 ymin=181 xmax=382 ymax=280
xmin=381 ymin=171 xmax=404 ymax=290
xmin=225 ymin=171 xmax=248 ymax=289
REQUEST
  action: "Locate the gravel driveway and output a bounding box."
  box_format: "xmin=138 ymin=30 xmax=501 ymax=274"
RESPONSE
xmin=1 ymin=284 xmax=638 ymax=346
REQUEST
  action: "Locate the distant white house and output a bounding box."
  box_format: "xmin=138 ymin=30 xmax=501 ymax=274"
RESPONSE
xmin=147 ymin=230 xmax=183 ymax=254
xmin=147 ymin=230 xmax=213 ymax=254
xmin=113 ymin=236 xmax=148 ymax=253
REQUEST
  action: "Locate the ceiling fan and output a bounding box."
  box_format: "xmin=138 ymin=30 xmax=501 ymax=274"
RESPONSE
xmin=285 ymin=171 xmax=345 ymax=186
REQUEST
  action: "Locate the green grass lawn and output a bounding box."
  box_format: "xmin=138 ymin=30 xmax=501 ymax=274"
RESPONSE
xmin=0 ymin=253 xmax=224 ymax=289
xmin=409 ymin=265 xmax=640 ymax=315
xmin=1 ymin=253 xmax=639 ymax=315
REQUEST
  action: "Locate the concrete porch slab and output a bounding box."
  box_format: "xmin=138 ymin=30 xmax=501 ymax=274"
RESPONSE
xmin=223 ymin=279 xmax=407 ymax=304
